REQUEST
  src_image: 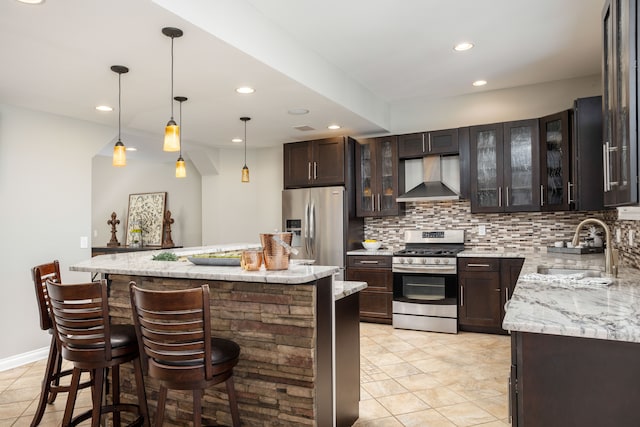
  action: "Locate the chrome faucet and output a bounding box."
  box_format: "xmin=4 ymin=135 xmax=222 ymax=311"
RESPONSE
xmin=572 ymin=218 xmax=618 ymax=277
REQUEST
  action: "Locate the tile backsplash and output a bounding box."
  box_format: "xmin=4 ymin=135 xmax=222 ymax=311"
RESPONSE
xmin=365 ymin=200 xmax=640 ymax=269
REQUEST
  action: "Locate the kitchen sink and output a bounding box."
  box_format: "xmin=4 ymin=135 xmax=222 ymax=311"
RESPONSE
xmin=536 ymin=266 xmax=604 ymax=278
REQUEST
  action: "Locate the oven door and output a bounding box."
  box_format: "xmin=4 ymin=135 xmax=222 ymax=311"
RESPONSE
xmin=393 ymin=271 xmax=457 ymax=306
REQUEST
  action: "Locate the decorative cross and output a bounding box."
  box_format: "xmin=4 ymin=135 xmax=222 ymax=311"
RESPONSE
xmin=107 ymin=212 xmax=121 ymax=247
xmin=162 ymin=210 xmax=175 ymax=248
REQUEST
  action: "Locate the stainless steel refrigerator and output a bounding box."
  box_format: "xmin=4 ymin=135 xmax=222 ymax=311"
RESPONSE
xmin=282 ymin=186 xmax=363 ymax=280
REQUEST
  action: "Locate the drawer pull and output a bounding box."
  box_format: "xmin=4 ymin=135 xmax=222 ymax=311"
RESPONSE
xmin=358 ymin=260 xmax=380 ymax=264
xmin=466 ymin=263 xmax=492 ymax=268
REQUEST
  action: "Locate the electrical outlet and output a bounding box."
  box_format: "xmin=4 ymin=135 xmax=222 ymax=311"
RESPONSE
xmin=616 ymin=228 xmax=621 ymax=243
xmin=629 ymin=230 xmax=635 ymax=247
xmin=93 ymin=229 xmax=98 ymax=238
xmin=80 ymin=236 xmax=88 ymax=248
xmin=478 ymin=225 xmax=486 ymax=236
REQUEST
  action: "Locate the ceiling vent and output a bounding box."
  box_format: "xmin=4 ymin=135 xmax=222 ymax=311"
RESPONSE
xmin=293 ymin=125 xmax=315 ymax=131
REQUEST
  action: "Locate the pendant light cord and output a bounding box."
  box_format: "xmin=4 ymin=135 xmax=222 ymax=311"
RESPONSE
xmin=170 ymin=36 xmax=175 ymax=119
xmin=118 ymin=72 xmax=122 ymax=140
xmin=178 ymin=100 xmax=182 ymax=157
xmin=244 ymin=120 xmax=247 ymax=166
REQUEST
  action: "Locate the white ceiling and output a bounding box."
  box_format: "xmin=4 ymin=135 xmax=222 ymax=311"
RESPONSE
xmin=1 ymin=0 xmax=605 ymax=162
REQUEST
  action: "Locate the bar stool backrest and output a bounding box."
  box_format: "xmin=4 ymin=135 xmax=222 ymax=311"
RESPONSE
xmin=32 ymin=260 xmax=61 ymax=331
xmin=130 ymin=284 xmax=213 ymax=383
xmin=45 ymin=279 xmax=113 ymax=364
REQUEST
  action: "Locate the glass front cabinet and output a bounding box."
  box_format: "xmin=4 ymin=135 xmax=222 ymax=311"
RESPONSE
xmin=355 ymin=136 xmax=401 ymax=217
xmin=469 ymin=120 xmax=540 ymax=213
xmin=539 ymin=111 xmax=571 ymax=211
xmin=602 ymin=0 xmax=638 ymax=206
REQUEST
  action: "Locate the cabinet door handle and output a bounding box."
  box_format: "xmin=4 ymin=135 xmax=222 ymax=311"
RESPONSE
xmin=540 ymin=184 xmax=544 ymax=206
xmin=371 ymin=194 xmax=375 ymax=212
xmin=466 ymin=263 xmax=491 ymax=268
xmin=377 ymin=194 xmax=381 ymax=211
xmin=308 ymin=162 xmax=312 ymax=181
xmin=505 ymin=186 xmax=510 ymax=207
xmin=359 ymin=260 xmax=380 ymax=264
xmin=603 ymin=142 xmax=610 ymax=191
xmin=460 ymin=286 xmax=464 ymax=306
xmin=428 ymin=133 xmax=432 ymax=152
xmin=567 ymin=181 xmax=574 ymax=204
xmin=498 ymin=187 xmax=502 ymax=207
xmin=422 ymin=134 xmax=426 ymax=153
xmin=313 ymin=162 xmax=318 ymax=180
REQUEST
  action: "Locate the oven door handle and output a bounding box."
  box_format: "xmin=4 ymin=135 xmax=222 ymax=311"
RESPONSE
xmin=392 ymin=265 xmax=457 ymax=274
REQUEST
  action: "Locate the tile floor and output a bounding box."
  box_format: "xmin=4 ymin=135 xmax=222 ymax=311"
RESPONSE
xmin=0 ymin=323 xmax=511 ymax=426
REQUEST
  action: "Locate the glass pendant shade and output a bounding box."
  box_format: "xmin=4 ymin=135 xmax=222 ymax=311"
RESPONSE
xmin=241 ymin=165 xmax=250 ymax=182
xmin=175 ymin=156 xmax=186 ymax=178
xmin=113 ymin=140 xmax=126 ymax=166
xmin=164 ymin=119 xmax=180 ymax=151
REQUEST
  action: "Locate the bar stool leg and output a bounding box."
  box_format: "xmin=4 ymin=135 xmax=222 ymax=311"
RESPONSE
xmin=226 ymin=377 xmax=241 ymax=427
xmin=61 ymin=368 xmax=82 ymax=427
xmin=193 ymin=389 xmax=202 ymax=427
xmin=112 ymin=366 xmax=121 ymax=427
xmin=155 ymin=386 xmax=168 ymax=427
xmin=132 ymin=357 xmax=149 ymax=426
xmin=31 ymin=338 xmax=58 ymax=426
xmin=91 ymin=368 xmax=105 ymax=427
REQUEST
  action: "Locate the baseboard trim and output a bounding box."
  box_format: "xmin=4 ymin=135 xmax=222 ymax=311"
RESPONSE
xmin=0 ymin=347 xmax=49 ymax=372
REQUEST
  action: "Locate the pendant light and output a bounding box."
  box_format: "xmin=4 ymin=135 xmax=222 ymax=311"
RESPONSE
xmin=162 ymin=27 xmax=183 ymax=152
xmin=111 ymin=65 xmax=129 ymax=167
xmin=240 ymin=117 xmax=251 ymax=183
xmin=174 ymin=96 xmax=187 ymax=178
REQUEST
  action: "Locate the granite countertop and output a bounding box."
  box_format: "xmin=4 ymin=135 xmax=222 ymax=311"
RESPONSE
xmin=70 ymin=244 xmax=340 ymax=285
xmin=334 ymin=280 xmax=367 ymax=301
xmin=501 ymin=251 xmax=640 ymax=343
xmin=346 ymin=248 xmax=394 ymax=256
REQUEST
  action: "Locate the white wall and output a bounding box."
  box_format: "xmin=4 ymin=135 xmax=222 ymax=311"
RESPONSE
xmin=202 ymin=146 xmax=282 ymax=245
xmin=0 ymin=104 xmax=111 ymax=361
xmin=92 ymin=156 xmax=202 ymax=248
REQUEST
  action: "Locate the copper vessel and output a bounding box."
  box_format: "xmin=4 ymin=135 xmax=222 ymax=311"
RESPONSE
xmin=260 ymin=232 xmax=293 ymax=270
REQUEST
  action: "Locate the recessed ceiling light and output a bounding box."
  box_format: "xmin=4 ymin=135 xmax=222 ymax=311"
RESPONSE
xmin=473 ymin=80 xmax=487 ymax=87
xmin=288 ymin=108 xmax=309 ymax=115
xmin=236 ymin=86 xmax=255 ymax=94
xmin=454 ymin=42 xmax=474 ymax=52
xmin=16 ymin=0 xmax=45 ymax=4
xmin=328 ymin=124 xmax=341 ymax=130
xmin=96 ymin=105 xmax=113 ymax=112
xmin=232 ymin=138 xmax=243 ymax=143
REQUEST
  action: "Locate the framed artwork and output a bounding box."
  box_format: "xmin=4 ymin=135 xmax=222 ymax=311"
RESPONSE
xmin=125 ymin=192 xmax=167 ymax=247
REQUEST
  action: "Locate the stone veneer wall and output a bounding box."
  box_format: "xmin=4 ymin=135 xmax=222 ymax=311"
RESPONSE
xmin=365 ymin=200 xmax=640 ymax=269
xmin=108 ymin=274 xmax=323 ymax=426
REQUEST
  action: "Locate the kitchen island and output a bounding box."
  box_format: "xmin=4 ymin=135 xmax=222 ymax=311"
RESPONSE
xmin=71 ymin=244 xmax=366 ymax=427
xmin=497 ymin=251 xmax=640 ymax=427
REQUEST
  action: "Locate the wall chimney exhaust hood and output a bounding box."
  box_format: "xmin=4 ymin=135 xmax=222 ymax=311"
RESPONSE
xmin=397 ymin=155 xmax=460 ymax=202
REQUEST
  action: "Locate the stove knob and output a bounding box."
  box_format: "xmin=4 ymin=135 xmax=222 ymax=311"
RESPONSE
xmin=407 ymin=258 xmax=414 ymax=264
xmin=443 ymin=258 xmax=450 ymax=264
xmin=419 ymin=258 xmax=427 ymax=264
xmin=434 ymin=259 xmax=441 ymax=264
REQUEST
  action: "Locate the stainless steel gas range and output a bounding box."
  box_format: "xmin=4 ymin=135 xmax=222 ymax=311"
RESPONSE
xmin=392 ymin=230 xmax=464 ymax=334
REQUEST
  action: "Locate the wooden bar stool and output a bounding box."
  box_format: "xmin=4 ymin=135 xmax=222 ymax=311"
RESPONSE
xmin=30 ymin=261 xmax=92 ymax=427
xmin=129 ymin=283 xmax=241 ymax=427
xmin=46 ymin=279 xmax=149 ymax=427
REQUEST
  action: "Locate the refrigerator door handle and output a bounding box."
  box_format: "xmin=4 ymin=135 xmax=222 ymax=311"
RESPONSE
xmin=304 ymin=202 xmax=310 ymax=255
xmin=309 ymin=202 xmax=316 ymax=257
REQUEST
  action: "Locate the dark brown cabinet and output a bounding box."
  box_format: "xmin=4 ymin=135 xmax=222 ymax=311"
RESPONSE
xmin=469 ymin=120 xmax=541 ymax=213
xmin=398 ymin=128 xmax=459 ymax=159
xmin=571 ymin=96 xmax=605 ymax=211
xmin=539 ymin=111 xmax=571 ymax=211
xmin=283 ymin=137 xmax=352 ymax=188
xmin=347 ymin=255 xmax=392 ymax=324
xmin=355 ymin=136 xmax=401 ymax=217
xmin=510 ymin=332 xmax=640 ymax=426
xmin=458 ymin=257 xmax=523 ymax=334
xmin=602 ymin=0 xmax=638 ymax=206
